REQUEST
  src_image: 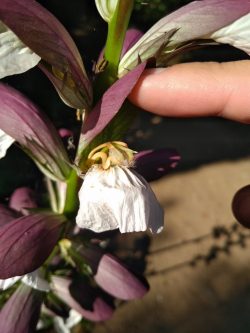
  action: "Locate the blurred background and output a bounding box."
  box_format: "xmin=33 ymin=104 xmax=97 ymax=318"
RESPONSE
xmin=1 ymin=1 xmax=250 ymax=332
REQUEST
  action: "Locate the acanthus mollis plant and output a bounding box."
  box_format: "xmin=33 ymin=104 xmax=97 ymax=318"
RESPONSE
xmin=0 ymin=0 xmax=249 ymax=331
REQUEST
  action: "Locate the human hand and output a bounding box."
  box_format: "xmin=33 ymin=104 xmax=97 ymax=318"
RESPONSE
xmin=129 ymin=60 xmax=250 ymax=124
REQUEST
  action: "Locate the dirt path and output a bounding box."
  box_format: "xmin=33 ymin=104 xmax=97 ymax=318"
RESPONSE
xmin=93 ymin=159 xmax=250 ymax=333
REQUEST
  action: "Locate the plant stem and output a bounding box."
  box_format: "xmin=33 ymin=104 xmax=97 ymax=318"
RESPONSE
xmin=94 ymin=0 xmax=134 ymax=97
xmin=105 ymin=0 xmax=134 ymax=76
xmin=63 ymin=169 xmax=80 ymax=218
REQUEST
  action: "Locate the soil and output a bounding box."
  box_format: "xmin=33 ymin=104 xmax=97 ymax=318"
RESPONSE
xmin=93 ymin=159 xmax=250 ymax=333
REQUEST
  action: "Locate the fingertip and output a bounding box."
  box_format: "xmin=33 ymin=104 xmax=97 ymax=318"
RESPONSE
xmin=129 ymin=61 xmax=250 ymax=123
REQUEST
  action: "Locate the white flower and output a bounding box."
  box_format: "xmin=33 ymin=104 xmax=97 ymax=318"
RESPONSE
xmin=0 ymin=270 xmax=49 ymax=292
xmin=76 ymin=165 xmax=164 ymax=234
xmin=0 ymin=129 xmax=14 ymax=159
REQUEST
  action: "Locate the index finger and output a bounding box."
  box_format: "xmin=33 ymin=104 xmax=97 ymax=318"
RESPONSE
xmin=129 ymin=60 xmax=250 ymax=124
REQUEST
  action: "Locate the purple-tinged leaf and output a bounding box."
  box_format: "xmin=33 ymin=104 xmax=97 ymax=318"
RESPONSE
xmin=119 ymin=0 xmax=250 ymax=75
xmin=121 ymin=28 xmax=144 ymax=58
xmin=0 ymin=284 xmax=43 ymax=333
xmin=134 ymin=148 xmax=180 ymax=182
xmin=78 ymin=62 xmax=146 ymax=158
xmin=9 ymin=187 xmax=37 ymax=215
xmin=81 ymin=247 xmax=149 ymax=300
xmin=0 ymin=213 xmax=66 ymax=279
xmin=0 ymin=204 xmax=20 ymax=227
xmin=0 ymin=0 xmax=92 ymax=109
xmin=232 ymin=184 xmax=250 ymax=229
xmin=51 ymin=276 xmax=114 ymax=322
xmin=0 ymin=83 xmax=71 ymax=181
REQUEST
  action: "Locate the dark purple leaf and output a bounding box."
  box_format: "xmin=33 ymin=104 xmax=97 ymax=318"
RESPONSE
xmin=0 ymin=204 xmax=19 ymax=227
xmin=0 ymin=83 xmax=71 ymax=181
xmin=78 ymin=62 xmax=146 ymax=155
xmin=0 ymin=0 xmax=92 ymax=109
xmin=9 ymin=187 xmax=38 ymax=214
xmin=134 ymin=148 xmax=180 ymax=182
xmin=52 ymin=276 xmax=114 ymax=322
xmin=119 ymin=0 xmax=250 ymax=74
xmin=81 ymin=247 xmax=149 ymax=300
xmin=0 ymin=213 xmax=66 ymax=279
xmin=0 ymin=284 xmax=43 ymax=333
xmin=232 ymin=184 xmax=250 ymax=228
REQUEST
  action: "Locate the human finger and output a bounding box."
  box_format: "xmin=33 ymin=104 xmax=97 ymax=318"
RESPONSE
xmin=129 ymin=60 xmax=250 ymax=123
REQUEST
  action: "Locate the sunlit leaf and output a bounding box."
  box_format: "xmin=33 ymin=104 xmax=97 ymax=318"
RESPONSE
xmin=0 ymin=0 xmax=92 ymax=109
xmin=0 ymin=83 xmax=71 ymax=181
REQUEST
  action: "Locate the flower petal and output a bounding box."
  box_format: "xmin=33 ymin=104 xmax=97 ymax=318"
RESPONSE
xmin=0 ymin=83 xmax=71 ymax=181
xmin=95 ymin=0 xmax=118 ymax=22
xmin=9 ymin=187 xmax=37 ymax=214
xmin=134 ymin=148 xmax=180 ymax=182
xmin=0 ymin=213 xmax=66 ymax=279
xmin=0 ymin=0 xmax=92 ymax=109
xmin=0 ymin=276 xmax=21 ymax=290
xmin=51 ymin=276 xmax=114 ymax=322
xmin=53 ymin=310 xmax=82 ymax=333
xmin=22 ymin=271 xmax=50 ymax=292
xmin=209 ymin=13 xmax=250 ymax=56
xmin=0 ymin=284 xmax=43 ymax=333
xmin=119 ymin=0 xmax=250 ymax=75
xmin=0 ymin=21 xmax=40 ymax=78
xmin=76 ymin=166 xmax=164 ymax=234
xmin=81 ymin=246 xmax=149 ymax=300
xmin=0 ymin=129 xmax=14 ymax=159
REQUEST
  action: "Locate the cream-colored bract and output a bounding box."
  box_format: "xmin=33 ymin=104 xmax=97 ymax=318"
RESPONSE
xmin=76 ymin=165 xmax=164 ymax=234
xmin=95 ymin=0 xmax=118 ymax=22
xmin=0 ymin=129 xmax=15 ymax=159
xmin=209 ymin=13 xmax=250 ymax=56
xmin=0 ymin=21 xmax=41 ymax=79
xmin=53 ymin=310 xmax=82 ymax=333
xmin=0 ymin=270 xmax=49 ymax=292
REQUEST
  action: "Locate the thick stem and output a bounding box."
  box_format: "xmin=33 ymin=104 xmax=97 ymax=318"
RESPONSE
xmin=63 ymin=169 xmax=80 ymax=218
xmin=105 ymin=0 xmax=134 ymax=77
xmin=94 ymin=0 xmax=134 ymax=97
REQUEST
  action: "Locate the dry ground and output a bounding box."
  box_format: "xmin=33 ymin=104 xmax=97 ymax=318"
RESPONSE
xmin=93 ymin=159 xmax=250 ymax=333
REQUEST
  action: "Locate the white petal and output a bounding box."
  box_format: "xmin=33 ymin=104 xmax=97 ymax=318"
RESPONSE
xmin=53 ymin=317 xmax=70 ymax=333
xmin=53 ymin=311 xmax=82 ymax=333
xmin=22 ymin=270 xmax=50 ymax=292
xmin=0 ymin=276 xmax=22 ymax=290
xmin=0 ymin=21 xmax=41 ymax=79
xmin=209 ymin=13 xmax=250 ymax=56
xmin=0 ymin=129 xmax=15 ymax=159
xmin=76 ymin=166 xmax=164 ymax=234
xmin=65 ymin=310 xmax=82 ymax=329
xmin=95 ymin=0 xmax=118 ymax=22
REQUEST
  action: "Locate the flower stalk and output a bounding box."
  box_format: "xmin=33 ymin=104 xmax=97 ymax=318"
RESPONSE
xmin=94 ymin=0 xmax=134 ymax=96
